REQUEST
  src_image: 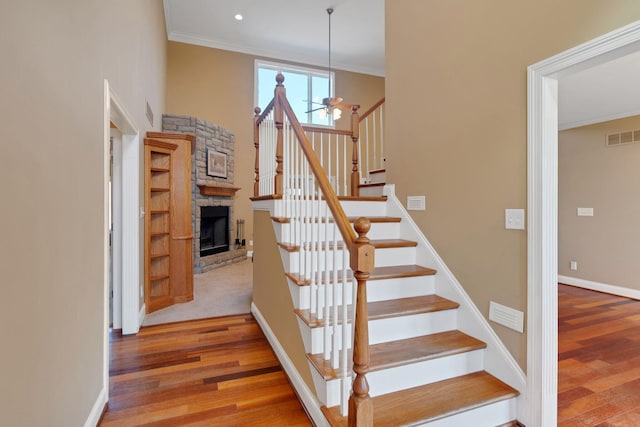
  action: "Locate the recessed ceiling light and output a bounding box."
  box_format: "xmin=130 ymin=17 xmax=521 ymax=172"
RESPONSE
xmin=234 ymin=13 xmax=243 ymax=21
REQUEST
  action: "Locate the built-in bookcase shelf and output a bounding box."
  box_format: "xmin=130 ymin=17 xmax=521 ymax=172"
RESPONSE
xmin=144 ymin=132 xmax=195 ymax=314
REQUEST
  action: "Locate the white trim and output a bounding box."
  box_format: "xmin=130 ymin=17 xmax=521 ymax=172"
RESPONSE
xmin=108 ymin=87 xmax=141 ymax=336
xmin=111 ymin=130 xmax=123 ymax=330
xmin=83 ymin=386 xmax=107 ymax=427
xmin=559 ymin=107 xmax=640 ymax=131
xmin=138 ymin=304 xmax=146 ymax=327
xmin=382 ymin=186 xmax=526 ymax=392
xmin=558 ymin=275 xmax=640 ymax=300
xmin=251 ymin=302 xmax=329 ymax=427
xmin=102 ymin=80 xmax=111 ymax=422
xmin=527 ymin=20 xmax=640 ymax=427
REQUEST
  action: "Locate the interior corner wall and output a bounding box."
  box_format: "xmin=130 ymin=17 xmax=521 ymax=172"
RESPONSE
xmin=559 ymin=116 xmax=640 ymax=290
xmin=165 ymin=42 xmax=385 ymax=254
xmin=385 ymin=0 xmax=640 ymax=369
xmin=0 ymin=1 xmax=166 ymax=425
xmin=252 ymin=210 xmax=315 ymax=391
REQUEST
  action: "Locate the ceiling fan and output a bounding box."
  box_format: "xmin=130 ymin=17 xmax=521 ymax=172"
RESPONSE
xmin=306 ymin=7 xmax=352 ymax=120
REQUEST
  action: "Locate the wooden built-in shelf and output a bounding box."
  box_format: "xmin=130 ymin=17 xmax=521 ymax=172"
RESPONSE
xmin=197 ymin=184 xmax=241 ymax=197
xmin=150 ymin=210 xmax=170 ymax=214
xmin=151 ymin=167 xmax=170 ymax=173
xmin=150 ymin=187 xmax=170 ymax=192
xmin=149 ymin=274 xmax=170 ymax=281
xmin=150 ymin=253 xmax=170 ymax=259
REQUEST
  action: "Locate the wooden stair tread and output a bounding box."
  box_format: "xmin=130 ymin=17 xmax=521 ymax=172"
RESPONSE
xmin=337 ymin=195 xmax=387 ymax=202
xmin=286 ymin=264 xmax=436 ymax=286
xmin=295 ymin=295 xmax=458 ymax=328
xmin=271 ymin=215 xmax=402 ymax=224
xmin=307 ymin=330 xmax=486 ymax=380
xmin=278 ymin=239 xmax=417 ymax=252
xmin=321 ymin=371 xmax=519 ymax=426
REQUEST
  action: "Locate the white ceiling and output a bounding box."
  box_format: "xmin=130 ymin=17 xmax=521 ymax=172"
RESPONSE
xmin=162 ymin=2 xmax=640 ymax=128
xmin=559 ymin=50 xmax=640 ymax=130
xmin=163 ymin=0 xmax=385 ymax=76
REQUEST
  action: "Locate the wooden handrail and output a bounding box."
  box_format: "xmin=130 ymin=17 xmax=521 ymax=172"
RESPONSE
xmin=256 ymin=98 xmax=276 ymax=125
xmin=359 ymin=97 xmax=385 ymax=122
xmin=277 ymin=89 xmax=357 ymax=245
xmin=301 ymin=124 xmax=353 ymax=136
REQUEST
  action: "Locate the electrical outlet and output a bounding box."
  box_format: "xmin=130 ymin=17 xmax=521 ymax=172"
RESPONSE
xmin=505 ymin=209 xmax=525 ymax=230
xmin=570 ymin=261 xmax=577 ymax=271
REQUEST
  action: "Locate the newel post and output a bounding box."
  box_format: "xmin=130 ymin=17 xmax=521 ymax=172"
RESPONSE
xmin=350 ymin=105 xmax=361 ymax=197
xmin=348 ymin=217 xmax=374 ymax=427
xmin=253 ymin=107 xmax=261 ymax=197
xmin=273 ymin=73 xmax=286 ymax=197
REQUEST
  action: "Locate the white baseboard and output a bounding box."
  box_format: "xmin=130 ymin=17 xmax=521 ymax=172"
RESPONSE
xmin=83 ymin=386 xmax=107 ymax=427
xmin=251 ymin=302 xmax=329 ymax=427
xmin=558 ymin=275 xmax=640 ymax=300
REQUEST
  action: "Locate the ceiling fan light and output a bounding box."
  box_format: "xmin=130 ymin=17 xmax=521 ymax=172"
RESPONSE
xmin=333 ymin=108 xmax=342 ymax=120
xmin=318 ymin=108 xmax=327 ymax=119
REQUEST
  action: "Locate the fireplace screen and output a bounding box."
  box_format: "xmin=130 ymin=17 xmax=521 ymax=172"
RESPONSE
xmin=200 ymin=206 xmax=229 ymax=257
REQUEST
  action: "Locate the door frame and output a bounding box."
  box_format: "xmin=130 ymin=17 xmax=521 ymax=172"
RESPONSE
xmin=527 ymin=20 xmax=640 ymax=426
xmin=104 ymin=80 xmax=143 ymax=338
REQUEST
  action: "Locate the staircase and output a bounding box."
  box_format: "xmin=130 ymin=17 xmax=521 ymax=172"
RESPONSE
xmin=251 ymin=74 xmax=524 ymax=426
xmin=261 ymin=193 xmax=520 ymax=426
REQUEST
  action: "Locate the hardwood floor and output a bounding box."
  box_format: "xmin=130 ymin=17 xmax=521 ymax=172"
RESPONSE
xmin=100 ymin=314 xmax=312 ymax=426
xmin=559 ymin=284 xmax=640 ymax=426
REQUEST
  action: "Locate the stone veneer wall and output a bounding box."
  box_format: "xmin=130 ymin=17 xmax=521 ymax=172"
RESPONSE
xmin=162 ymin=114 xmax=247 ymax=273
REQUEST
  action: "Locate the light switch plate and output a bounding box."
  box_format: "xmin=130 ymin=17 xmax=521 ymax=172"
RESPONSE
xmin=505 ymin=209 xmax=525 ymax=230
xmin=577 ymin=207 xmax=594 ymax=216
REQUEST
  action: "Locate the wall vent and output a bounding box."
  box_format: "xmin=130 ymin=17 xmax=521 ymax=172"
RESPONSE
xmin=606 ymin=129 xmax=640 ymax=147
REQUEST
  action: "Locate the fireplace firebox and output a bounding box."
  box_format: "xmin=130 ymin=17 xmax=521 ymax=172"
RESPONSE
xmin=200 ymin=206 xmax=229 ymax=257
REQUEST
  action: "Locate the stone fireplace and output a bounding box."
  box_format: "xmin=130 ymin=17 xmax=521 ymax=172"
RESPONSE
xmin=162 ymin=115 xmax=247 ymax=273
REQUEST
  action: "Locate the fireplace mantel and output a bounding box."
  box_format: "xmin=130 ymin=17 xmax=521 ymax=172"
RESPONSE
xmin=197 ymin=184 xmax=241 ymax=197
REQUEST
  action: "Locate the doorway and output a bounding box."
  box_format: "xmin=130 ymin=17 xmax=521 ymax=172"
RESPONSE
xmin=527 ymin=20 xmax=640 ymax=426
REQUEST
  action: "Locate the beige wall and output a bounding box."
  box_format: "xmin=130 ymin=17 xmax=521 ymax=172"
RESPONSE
xmin=252 ymin=211 xmax=314 ymax=390
xmin=386 ymin=0 xmax=640 ymax=369
xmin=0 ymin=1 xmax=166 ymax=425
xmin=165 ymin=42 xmax=384 ymax=249
xmin=559 ymin=116 xmax=640 ymax=289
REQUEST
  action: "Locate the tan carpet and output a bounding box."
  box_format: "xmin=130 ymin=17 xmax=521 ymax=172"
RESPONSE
xmin=142 ymin=258 xmax=253 ymax=326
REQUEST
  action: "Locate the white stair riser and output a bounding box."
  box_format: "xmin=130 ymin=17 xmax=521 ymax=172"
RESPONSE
xmin=369 ymin=171 xmax=386 ymax=184
xmin=417 ymin=398 xmax=517 ymax=427
xmin=372 ymin=247 xmax=416 ymax=267
xmin=300 ymin=309 xmax=458 ymax=352
xmin=359 ymin=186 xmax=385 ymax=197
xmin=288 ymin=279 xmax=354 ymax=310
xmin=280 ymin=248 xmax=348 ymax=273
xmin=288 ymin=272 xmax=435 ymax=309
xmin=367 ymin=275 xmax=435 ymax=302
xmin=320 ymin=350 xmax=485 ymax=407
xmin=340 ymin=201 xmax=387 ymax=217
xmin=370 ymin=310 xmax=457 ymax=345
xmin=281 ymin=245 xmax=416 ymax=273
xmin=273 ymin=221 xmax=401 ymax=242
xmin=309 ymin=362 xmax=349 ymax=407
xmin=276 ymin=200 xmax=388 ymax=218
xmin=300 ymin=318 xmax=353 ymax=355
xmin=367 ymin=350 xmax=485 ymax=397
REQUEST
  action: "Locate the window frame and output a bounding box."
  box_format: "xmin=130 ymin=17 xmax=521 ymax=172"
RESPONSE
xmin=254 ymin=59 xmax=336 ymax=128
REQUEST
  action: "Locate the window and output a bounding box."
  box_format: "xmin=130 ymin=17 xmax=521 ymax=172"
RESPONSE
xmin=255 ymin=60 xmax=335 ymax=127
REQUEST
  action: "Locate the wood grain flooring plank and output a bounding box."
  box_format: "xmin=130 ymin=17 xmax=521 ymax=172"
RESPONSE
xmin=559 ymin=285 xmax=640 ymax=426
xmin=100 ymin=313 xmax=311 ymax=426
